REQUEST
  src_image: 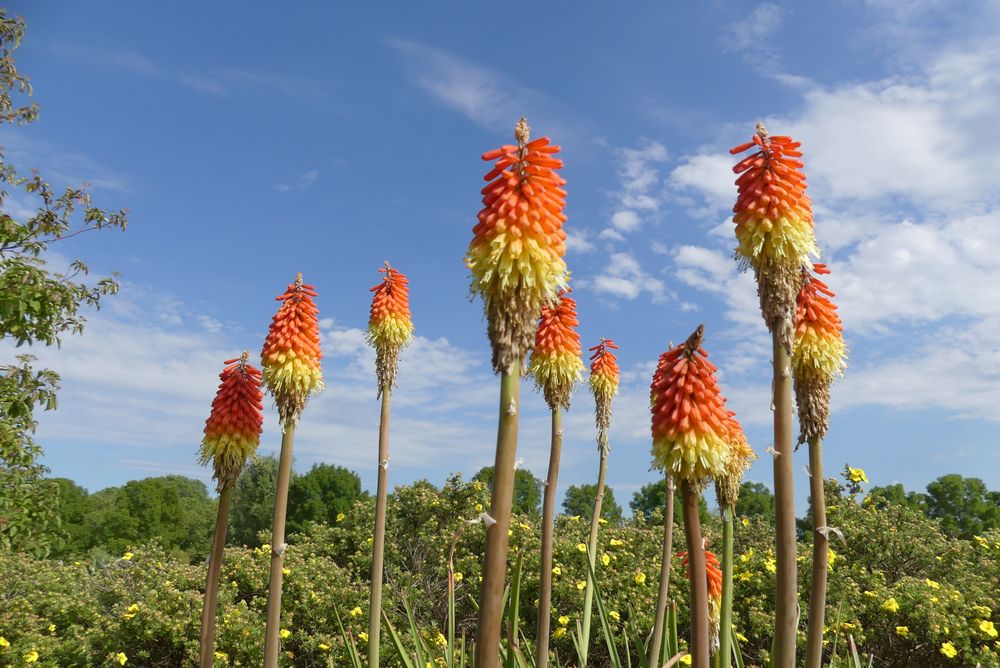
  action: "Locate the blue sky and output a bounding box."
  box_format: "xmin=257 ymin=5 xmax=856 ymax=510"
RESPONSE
xmin=4 ymin=0 xmax=999 ymax=511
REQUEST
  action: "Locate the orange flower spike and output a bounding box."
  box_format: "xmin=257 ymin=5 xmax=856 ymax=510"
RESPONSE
xmin=467 ymin=117 xmax=570 ymax=373
xmin=528 ymin=289 xmax=584 ymax=410
xmin=200 ymin=352 xmax=264 ymax=489
xmin=680 ymin=547 xmax=724 ymax=647
xmin=261 ymin=273 xmax=324 ymax=423
xmin=793 ymin=263 xmax=848 ymax=443
xmin=650 ymin=325 xmax=732 ymax=483
xmin=730 ymin=124 xmax=818 ymax=269
xmin=589 ymin=338 xmax=620 ymax=437
xmin=367 ymin=263 xmax=414 ymax=391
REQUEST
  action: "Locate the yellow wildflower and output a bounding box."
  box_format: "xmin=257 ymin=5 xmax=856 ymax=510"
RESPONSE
xmin=558 ymin=615 xmax=570 ymax=626
xmin=827 ymin=548 xmax=837 ymax=569
xmin=981 ymin=620 xmax=998 ymax=638
xmin=434 ymin=632 xmax=447 ymax=648
xmin=576 ymin=581 xmax=587 ymax=591
xmin=0 ymin=636 xmax=9 ymax=648
xmin=48 ymin=624 xmax=55 ymax=633
xmin=738 ymin=571 xmax=753 ymax=581
xmin=336 ymin=512 xmax=345 ymax=522
xmin=280 ymin=629 xmax=291 ymax=639
xmin=569 ymin=515 xmax=581 ymax=522
xmin=116 ymin=653 xmax=128 ymax=666
xmin=122 ymin=552 xmax=134 ymax=561
xmin=940 ymin=642 xmax=957 ymax=658
xmin=576 ymin=543 xmax=587 ymax=553
xmin=357 ymin=634 xmax=367 ymax=644
xmin=553 ymin=627 xmax=567 ymax=639
xmin=609 ymin=610 xmax=620 ymax=622
xmin=680 ymin=654 xmax=693 ymax=665
xmin=599 ymin=518 xmax=607 ymax=524
xmin=475 ymin=503 xmax=484 ymax=512
xmin=453 ymin=572 xmax=463 ymax=582
xmin=895 ymin=626 xmax=909 ymax=637
xmin=552 ymin=566 xmax=561 ymax=576
xmin=601 ymin=554 xmax=611 ymax=566
xmin=881 ymin=598 xmax=899 ymax=613
xmin=765 ymin=558 xmax=777 ymax=574
xmin=736 ymin=632 xmax=748 ymax=643
xmin=973 ymin=605 xmax=992 ymax=618
xmin=609 ymin=538 xmax=624 ymax=547
xmin=634 ymin=572 xmax=647 ymax=585
xmin=863 ymin=590 xmax=877 ymax=597
xmin=848 ymin=468 xmax=867 ymax=483
xmin=350 ymin=606 xmax=363 ymax=618
xmin=123 ymin=603 xmax=139 ymax=620
xmin=282 ymin=568 xmax=290 ymax=576
xmin=25 ymin=650 xmax=39 ymax=663
xmin=925 ymin=578 xmax=941 ymax=589
xmin=974 ymin=535 xmax=988 ymax=548
xmin=741 ymin=517 xmax=750 ymax=527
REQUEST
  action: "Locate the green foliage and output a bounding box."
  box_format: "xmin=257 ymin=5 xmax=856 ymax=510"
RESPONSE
xmin=630 ymin=479 xmax=709 ymax=525
xmin=288 ymin=462 xmax=367 ymax=535
xmin=473 ymin=465 xmax=543 ymax=516
xmin=229 ymin=454 xmax=279 ymax=547
xmin=563 ymin=483 xmax=623 ymax=524
xmin=734 ymin=481 xmax=774 ymax=524
xmin=0 ymin=9 xmax=127 ymax=560
xmin=923 ymin=474 xmax=1000 ymax=539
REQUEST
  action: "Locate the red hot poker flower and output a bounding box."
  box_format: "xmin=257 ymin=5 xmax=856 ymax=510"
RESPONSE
xmin=200 ymin=352 xmax=264 ymax=489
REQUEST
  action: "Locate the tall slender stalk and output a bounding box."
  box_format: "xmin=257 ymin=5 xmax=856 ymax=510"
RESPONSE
xmin=263 ymin=425 xmax=296 ymax=668
xmin=682 ymin=481 xmax=709 ymax=668
xmin=474 ymin=366 xmax=521 ymax=668
xmin=198 ymin=484 xmax=233 ymax=668
xmin=368 ymin=386 xmax=392 ymax=668
xmin=579 ymin=439 xmax=609 ymax=665
xmin=649 ymin=476 xmax=675 ymax=666
xmin=718 ymin=506 xmax=735 ymax=668
xmin=804 ymin=436 xmax=828 ymax=668
xmin=771 ymin=337 xmax=797 ymax=668
xmin=536 ymin=408 xmax=562 ymax=668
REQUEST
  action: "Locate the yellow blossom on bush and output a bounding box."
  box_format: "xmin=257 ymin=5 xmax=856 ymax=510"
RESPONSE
xmin=553 ymin=627 xmax=567 ymax=639
xmin=552 ymin=566 xmax=561 ymax=576
xmin=981 ymin=620 xmax=998 ymax=638
xmin=609 ymin=610 xmax=620 ymax=622
xmin=558 ymin=615 xmax=569 ymax=626
xmin=453 ymin=572 xmax=463 ymax=582
xmin=122 ymin=552 xmax=134 ymax=561
xmin=601 ymin=554 xmax=611 ymax=566
xmin=47 ymin=624 xmax=55 ymax=633
xmin=282 ymin=568 xmax=290 ymax=576
xmin=863 ymin=590 xmax=877 ymax=597
xmin=576 ymin=543 xmax=587 ymax=553
xmin=738 ymin=571 xmax=753 ymax=582
xmin=349 ymin=606 xmax=363 ymax=618
xmin=741 ymin=517 xmax=750 ymax=527
xmin=736 ymin=631 xmax=748 ymax=643
xmin=882 ymin=598 xmax=899 ymax=613
xmin=569 ymin=515 xmax=581 ymax=522
xmin=122 ymin=603 xmax=139 ymax=620
xmin=475 ymin=503 xmax=484 ymax=512
xmin=24 ymin=650 xmax=39 ymax=663
xmin=634 ymin=572 xmax=646 ymax=585
xmin=895 ymin=626 xmax=909 ymax=637
xmin=973 ymin=605 xmax=992 ymax=618
xmin=280 ymin=629 xmax=291 ymax=639
xmin=0 ymin=636 xmax=9 ymax=648
xmin=680 ymin=654 xmax=692 ymax=665
xmin=116 ymin=654 xmax=128 ymax=666
xmin=609 ymin=538 xmax=624 ymax=547
xmin=827 ymin=548 xmax=837 ymax=569
xmin=926 ymin=578 xmax=941 ymax=589
xmin=765 ymin=557 xmax=777 ymax=574
xmin=940 ymin=642 xmax=957 ymax=658
xmin=336 ymin=512 xmax=345 ymax=522
xmin=434 ymin=632 xmax=447 ymax=648
xmin=974 ymin=535 xmax=988 ymax=548
xmin=849 ymin=468 xmax=867 ymax=483
xmin=576 ymin=581 xmax=586 ymax=590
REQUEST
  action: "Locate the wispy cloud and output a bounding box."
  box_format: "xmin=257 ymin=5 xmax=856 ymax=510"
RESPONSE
xmin=49 ymin=44 xmax=160 ymax=76
xmin=275 ymin=169 xmax=319 ymax=193
xmin=600 ymin=142 xmax=669 ymax=238
xmin=0 ymin=129 xmax=131 ymax=193
xmin=721 ymin=2 xmax=786 ymax=68
xmin=593 ymin=252 xmax=668 ymax=304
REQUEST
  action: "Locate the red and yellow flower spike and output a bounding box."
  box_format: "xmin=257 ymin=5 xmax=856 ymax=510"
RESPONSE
xmin=199 ymin=352 xmax=264 ymax=490
xmin=650 ymin=325 xmax=732 ymax=484
xmin=467 ymin=117 xmax=570 ymax=373
xmin=261 ymin=273 xmax=324 ymax=424
xmin=528 ymin=289 xmax=584 ymax=411
xmin=367 ymin=262 xmax=413 ymax=392
xmin=730 ymin=122 xmax=819 ymax=348
xmin=681 ymin=546 xmax=724 ymax=650
xmin=793 ymin=263 xmax=847 ymax=444
xmin=589 ymin=338 xmax=620 ymax=441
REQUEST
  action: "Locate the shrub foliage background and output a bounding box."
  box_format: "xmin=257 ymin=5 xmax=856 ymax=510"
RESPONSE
xmin=2 ymin=470 xmax=998 ymax=667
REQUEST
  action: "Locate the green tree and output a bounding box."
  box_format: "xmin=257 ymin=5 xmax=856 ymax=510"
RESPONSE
xmin=473 ymin=465 xmax=542 ymax=516
xmin=0 ymin=10 xmax=127 ymax=557
xmin=49 ymin=477 xmax=91 ymax=557
xmin=866 ymin=482 xmax=925 ymax=512
xmin=923 ymin=474 xmax=1000 ymax=539
xmin=630 ymin=478 xmax=709 ymax=524
xmin=230 ymin=455 xmax=280 ymax=547
xmin=287 ymin=463 xmax=366 ymax=534
xmin=562 ymin=483 xmax=623 ymax=524
xmin=735 ymin=481 xmax=775 ymax=524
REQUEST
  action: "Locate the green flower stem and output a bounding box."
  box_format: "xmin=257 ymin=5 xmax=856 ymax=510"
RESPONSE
xmin=649 ymin=475 xmax=675 ymax=667
xmin=198 ymin=483 xmax=233 ymax=668
xmin=682 ymin=481 xmax=710 ymax=668
xmin=536 ymin=407 xmax=563 ymax=668
xmin=474 ymin=366 xmax=521 ymax=668
xmin=718 ymin=505 xmax=735 ymax=668
xmin=263 ymin=424 xmax=296 ymax=668
xmin=771 ymin=336 xmax=798 ymax=668
xmin=805 ymin=435 xmax=828 ymax=668
xmin=580 ymin=433 xmax=609 ymax=665
xmin=368 ymin=386 xmax=392 ymax=668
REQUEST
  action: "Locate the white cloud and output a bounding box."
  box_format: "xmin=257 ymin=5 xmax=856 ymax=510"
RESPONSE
xmin=275 ymin=169 xmax=319 ymax=193
xmin=598 ymin=142 xmax=669 ymax=239
xmin=722 ymin=3 xmax=786 ymax=67
xmin=610 ymin=210 xmax=642 ymax=232
xmin=565 ymin=229 xmax=596 ymax=254
xmin=593 ymin=252 xmax=668 ymax=304
xmin=50 ymin=45 xmax=159 ymax=76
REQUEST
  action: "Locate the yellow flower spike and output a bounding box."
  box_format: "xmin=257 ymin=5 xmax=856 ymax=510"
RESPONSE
xmin=730 ymin=123 xmax=819 ymax=348
xmin=261 ymin=273 xmax=324 ymax=425
xmin=528 ymin=289 xmax=584 ymax=410
xmin=793 ymin=264 xmax=847 ymax=444
xmin=367 ymin=263 xmax=414 ymax=392
xmin=467 ymin=118 xmax=569 ymax=373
